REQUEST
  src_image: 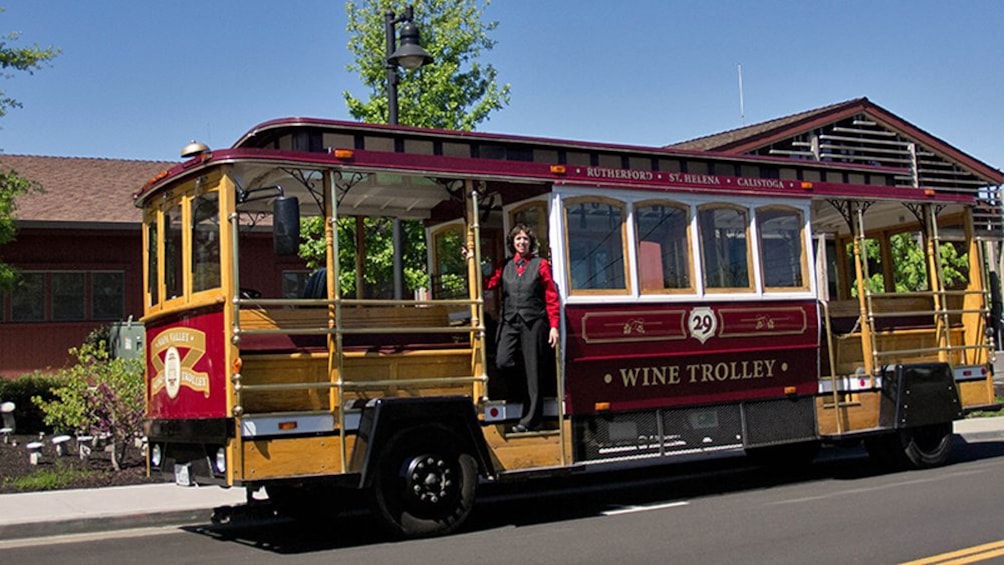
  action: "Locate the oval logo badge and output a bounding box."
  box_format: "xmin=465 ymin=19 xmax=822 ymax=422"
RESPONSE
xmin=164 ymin=346 xmax=181 ymax=399
xmin=688 ymin=307 xmax=717 ymax=344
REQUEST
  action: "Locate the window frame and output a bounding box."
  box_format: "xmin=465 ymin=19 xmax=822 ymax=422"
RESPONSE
xmin=755 ymin=205 xmax=809 ymax=293
xmin=190 ymin=188 xmax=222 ymax=298
xmin=50 ymin=271 xmax=86 ymax=321
xmin=9 ymin=271 xmax=45 ymax=322
xmin=697 ymin=202 xmax=755 ymax=293
xmin=91 ymin=270 xmax=126 ymax=321
xmin=633 ymin=199 xmax=694 ymax=295
xmin=562 ymin=195 xmax=632 ymax=296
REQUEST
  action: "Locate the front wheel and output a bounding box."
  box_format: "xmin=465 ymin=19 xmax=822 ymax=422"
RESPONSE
xmin=370 ymin=425 xmax=478 ymax=538
xmin=865 ymin=423 xmax=954 ymax=469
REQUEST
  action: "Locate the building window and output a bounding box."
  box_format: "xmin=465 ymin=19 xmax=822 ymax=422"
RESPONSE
xmin=10 ymin=272 xmax=44 ymax=322
xmin=51 ymin=272 xmax=85 ymax=321
xmin=3 ymin=271 xmax=125 ymax=323
xmin=93 ymin=272 xmax=124 ymax=320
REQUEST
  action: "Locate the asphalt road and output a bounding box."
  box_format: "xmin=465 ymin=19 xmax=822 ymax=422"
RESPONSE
xmin=5 ymin=438 xmax=1004 ymax=564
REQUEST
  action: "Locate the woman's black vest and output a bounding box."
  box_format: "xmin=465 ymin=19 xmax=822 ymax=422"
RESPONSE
xmin=501 ymin=256 xmax=546 ymax=323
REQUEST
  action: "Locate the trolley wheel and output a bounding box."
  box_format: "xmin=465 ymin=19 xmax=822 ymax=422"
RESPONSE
xmin=865 ymin=422 xmax=954 ymax=470
xmin=369 ymin=425 xmax=478 ymax=538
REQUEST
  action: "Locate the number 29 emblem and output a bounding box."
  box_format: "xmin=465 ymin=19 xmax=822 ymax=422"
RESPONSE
xmin=688 ymin=307 xmax=717 ymax=343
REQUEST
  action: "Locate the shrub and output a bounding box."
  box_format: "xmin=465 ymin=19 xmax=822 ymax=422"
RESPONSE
xmin=32 ymin=330 xmax=145 ymax=470
xmin=0 ymin=372 xmax=60 ymax=433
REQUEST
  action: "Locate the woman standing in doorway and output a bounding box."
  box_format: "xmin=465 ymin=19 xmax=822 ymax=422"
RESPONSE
xmin=467 ymin=224 xmax=559 ymax=433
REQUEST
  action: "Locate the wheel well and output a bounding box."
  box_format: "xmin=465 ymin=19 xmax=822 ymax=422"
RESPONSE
xmin=352 ymin=396 xmax=494 ymax=487
xmin=879 ymin=363 xmax=962 ymax=429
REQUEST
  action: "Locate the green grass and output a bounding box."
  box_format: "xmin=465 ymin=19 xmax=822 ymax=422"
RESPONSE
xmin=1 ymin=466 xmax=97 ymax=492
xmin=967 ymin=397 xmax=1004 ymax=418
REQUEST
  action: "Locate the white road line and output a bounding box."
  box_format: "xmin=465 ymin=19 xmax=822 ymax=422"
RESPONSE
xmin=602 ymin=501 xmax=690 ymax=516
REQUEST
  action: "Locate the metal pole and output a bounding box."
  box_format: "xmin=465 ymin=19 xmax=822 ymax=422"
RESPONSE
xmin=385 ymin=9 xmax=405 ymax=298
xmin=393 ymin=218 xmax=404 ymax=299
xmin=385 ymin=9 xmax=399 ymax=126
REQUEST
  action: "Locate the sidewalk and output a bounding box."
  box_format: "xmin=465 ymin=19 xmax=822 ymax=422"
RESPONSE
xmin=2 ymin=417 xmax=1004 ymax=542
xmin=0 ymin=482 xmax=251 ymax=541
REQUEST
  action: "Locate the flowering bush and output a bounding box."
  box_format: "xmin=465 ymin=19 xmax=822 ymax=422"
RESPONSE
xmin=32 ymin=332 xmax=144 ymax=471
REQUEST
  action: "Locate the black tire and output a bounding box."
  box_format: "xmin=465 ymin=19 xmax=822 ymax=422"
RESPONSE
xmin=370 ymin=425 xmax=478 ymax=538
xmin=865 ymin=423 xmax=954 ymax=470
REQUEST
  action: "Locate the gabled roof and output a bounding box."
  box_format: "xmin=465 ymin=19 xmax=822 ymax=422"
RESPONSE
xmin=0 ymin=155 xmax=172 ymax=226
xmin=670 ymin=97 xmax=1004 ymax=186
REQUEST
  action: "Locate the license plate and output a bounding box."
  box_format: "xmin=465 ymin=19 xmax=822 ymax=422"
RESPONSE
xmin=174 ymin=463 xmax=193 ymax=486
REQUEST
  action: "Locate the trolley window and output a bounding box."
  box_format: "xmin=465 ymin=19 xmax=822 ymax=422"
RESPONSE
xmin=757 ymin=206 xmax=807 ymax=291
xmin=699 ymin=204 xmax=753 ymax=292
xmin=635 ymin=200 xmax=693 ymax=293
xmin=564 ymin=197 xmax=629 ymax=294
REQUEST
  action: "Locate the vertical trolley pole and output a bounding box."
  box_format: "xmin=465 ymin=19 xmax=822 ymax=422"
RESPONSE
xmin=853 ymin=205 xmax=877 ymax=379
xmin=229 ymin=211 xmax=243 ymax=418
xmin=468 ymin=181 xmax=488 ymax=402
xmin=556 ymin=318 xmax=567 ymax=466
xmin=926 ymin=204 xmax=951 ymax=362
xmin=324 ymin=170 xmax=347 ymax=473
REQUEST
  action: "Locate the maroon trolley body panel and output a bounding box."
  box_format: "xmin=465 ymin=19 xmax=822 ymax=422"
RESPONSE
xmin=563 ymin=300 xmax=819 ymax=415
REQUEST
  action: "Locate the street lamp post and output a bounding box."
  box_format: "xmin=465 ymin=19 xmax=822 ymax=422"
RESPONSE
xmin=385 ymin=5 xmax=433 ymax=126
xmin=384 ymin=5 xmax=433 ymax=300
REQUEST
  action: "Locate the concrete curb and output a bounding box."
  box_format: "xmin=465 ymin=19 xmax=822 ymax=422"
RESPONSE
xmin=0 ymin=507 xmax=223 ymax=541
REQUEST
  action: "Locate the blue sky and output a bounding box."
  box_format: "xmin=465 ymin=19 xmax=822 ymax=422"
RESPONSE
xmin=1 ymin=1 xmax=1002 ymax=172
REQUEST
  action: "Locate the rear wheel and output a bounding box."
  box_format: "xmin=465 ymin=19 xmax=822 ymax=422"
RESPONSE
xmin=370 ymin=425 xmax=478 ymax=538
xmin=865 ymin=423 xmax=954 ymax=469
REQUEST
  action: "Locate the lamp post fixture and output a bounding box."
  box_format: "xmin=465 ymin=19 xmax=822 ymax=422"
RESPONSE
xmin=385 ymin=5 xmax=433 ymax=125
xmin=384 ymin=5 xmax=433 ymax=299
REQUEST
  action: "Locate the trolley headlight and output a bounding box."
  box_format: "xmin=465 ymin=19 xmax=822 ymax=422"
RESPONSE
xmin=214 ymin=447 xmax=226 ymax=473
xmin=150 ymin=444 xmax=163 ymax=468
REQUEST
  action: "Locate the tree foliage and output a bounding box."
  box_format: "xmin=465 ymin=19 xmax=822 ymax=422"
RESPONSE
xmin=32 ymin=330 xmax=145 ymax=471
xmin=0 ymin=23 xmax=59 ymax=291
xmin=306 ymin=1 xmax=509 ymax=296
xmin=343 ymin=0 xmax=510 ymax=130
xmin=850 ymin=233 xmax=969 ymax=296
xmin=0 ymin=169 xmax=38 ymax=289
xmin=300 ymin=216 xmax=429 ymax=297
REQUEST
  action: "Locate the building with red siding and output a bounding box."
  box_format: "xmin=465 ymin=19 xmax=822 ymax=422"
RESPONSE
xmin=0 ymin=156 xmax=171 ymax=376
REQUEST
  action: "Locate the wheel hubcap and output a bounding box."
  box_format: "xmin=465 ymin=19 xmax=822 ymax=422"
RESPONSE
xmin=406 ymin=455 xmax=454 ymax=504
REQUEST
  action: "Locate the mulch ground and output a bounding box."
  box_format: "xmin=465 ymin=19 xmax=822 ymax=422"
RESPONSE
xmin=0 ymin=433 xmax=165 ymax=494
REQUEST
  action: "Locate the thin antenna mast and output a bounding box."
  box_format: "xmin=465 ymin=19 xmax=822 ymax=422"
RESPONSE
xmin=738 ymin=64 xmax=745 ymax=124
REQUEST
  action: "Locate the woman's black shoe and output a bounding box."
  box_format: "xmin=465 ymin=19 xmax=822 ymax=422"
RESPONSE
xmin=510 ymin=424 xmax=529 ymax=433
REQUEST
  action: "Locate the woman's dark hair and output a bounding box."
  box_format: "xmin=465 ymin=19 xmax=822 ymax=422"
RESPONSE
xmin=507 ymin=223 xmax=538 ymax=255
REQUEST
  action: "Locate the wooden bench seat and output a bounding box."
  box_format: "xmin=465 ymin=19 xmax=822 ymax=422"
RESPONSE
xmin=237 ymin=304 xmax=470 ymax=354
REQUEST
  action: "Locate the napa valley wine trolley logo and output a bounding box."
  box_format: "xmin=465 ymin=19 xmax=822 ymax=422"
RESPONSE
xmin=150 ymin=328 xmax=210 ymax=399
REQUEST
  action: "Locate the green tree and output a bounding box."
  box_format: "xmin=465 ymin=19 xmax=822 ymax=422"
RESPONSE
xmin=850 ymin=233 xmax=969 ymax=296
xmin=32 ymin=331 xmax=145 ymax=471
xmin=343 ymin=0 xmax=511 ymax=130
xmin=300 ymin=215 xmax=429 ymax=297
xmin=310 ymin=0 xmax=509 ymax=297
xmin=0 ymin=25 xmax=59 ymax=290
